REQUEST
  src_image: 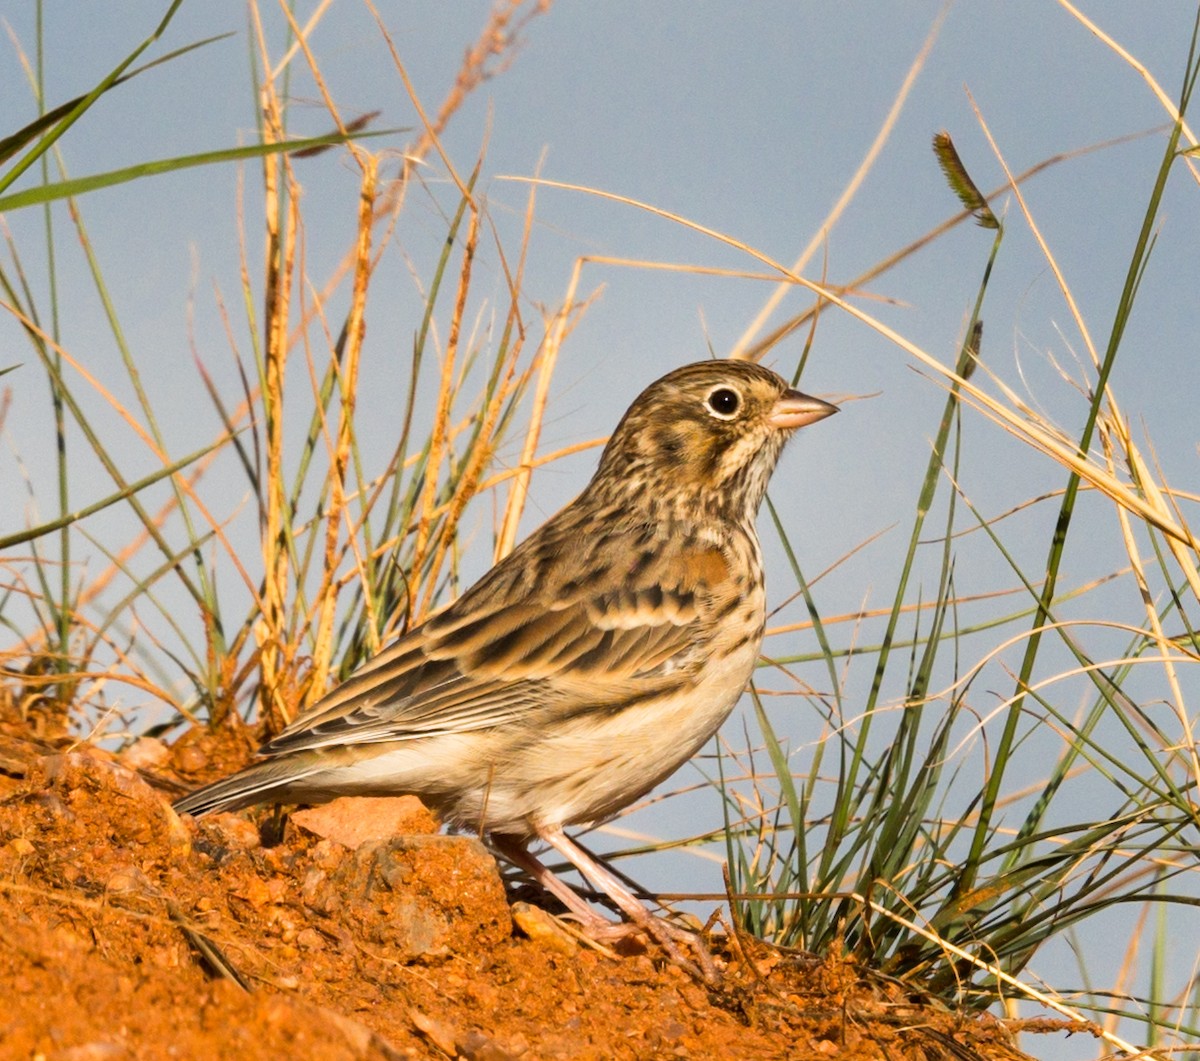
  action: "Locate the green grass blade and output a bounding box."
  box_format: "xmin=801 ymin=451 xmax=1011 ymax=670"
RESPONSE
xmin=961 ymin=17 xmax=1200 ymax=887
xmin=0 ymin=437 xmax=234 ymax=551
xmin=0 ymin=0 xmax=189 ymax=195
xmin=0 ymin=130 xmax=399 ymax=213
xmin=0 ymin=33 xmax=235 ymax=166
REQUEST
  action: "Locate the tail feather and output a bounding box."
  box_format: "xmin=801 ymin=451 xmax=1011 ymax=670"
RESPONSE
xmin=173 ymin=756 xmax=322 ymax=818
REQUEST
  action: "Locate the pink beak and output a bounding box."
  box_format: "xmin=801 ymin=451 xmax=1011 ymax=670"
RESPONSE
xmin=769 ymin=390 xmax=839 ymax=430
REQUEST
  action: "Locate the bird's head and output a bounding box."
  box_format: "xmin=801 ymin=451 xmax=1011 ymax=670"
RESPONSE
xmin=590 ymin=360 xmax=837 ymax=521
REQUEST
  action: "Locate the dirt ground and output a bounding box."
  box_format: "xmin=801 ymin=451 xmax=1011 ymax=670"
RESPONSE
xmin=0 ymin=701 xmax=1064 ymax=1060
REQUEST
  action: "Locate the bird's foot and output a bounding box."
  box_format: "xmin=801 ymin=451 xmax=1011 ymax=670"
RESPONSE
xmin=567 ymin=910 xmax=719 ymax=985
xmin=494 ymin=831 xmax=721 ymax=985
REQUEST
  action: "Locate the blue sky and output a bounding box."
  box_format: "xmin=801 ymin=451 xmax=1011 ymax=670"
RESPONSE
xmin=4 ymin=4 xmax=1199 ymax=1053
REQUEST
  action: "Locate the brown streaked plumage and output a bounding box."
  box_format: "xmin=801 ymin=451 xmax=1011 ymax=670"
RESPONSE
xmin=174 ymin=359 xmax=837 ymax=977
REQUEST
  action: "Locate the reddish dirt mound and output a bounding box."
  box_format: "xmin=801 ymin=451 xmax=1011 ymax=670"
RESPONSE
xmin=0 ymin=707 xmax=1037 ymax=1060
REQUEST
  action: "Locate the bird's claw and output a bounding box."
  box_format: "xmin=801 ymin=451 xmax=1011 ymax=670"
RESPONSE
xmin=568 ymin=912 xmax=719 ymax=985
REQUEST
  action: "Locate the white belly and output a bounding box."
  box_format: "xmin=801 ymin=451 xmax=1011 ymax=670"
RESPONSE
xmin=480 ymin=628 xmax=762 ymax=832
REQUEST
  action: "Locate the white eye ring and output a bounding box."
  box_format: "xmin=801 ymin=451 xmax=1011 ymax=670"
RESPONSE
xmin=705 ymin=386 xmax=742 ymax=419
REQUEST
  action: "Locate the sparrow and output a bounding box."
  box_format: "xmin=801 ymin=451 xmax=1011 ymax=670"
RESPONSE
xmin=174 ymin=359 xmax=837 ymax=974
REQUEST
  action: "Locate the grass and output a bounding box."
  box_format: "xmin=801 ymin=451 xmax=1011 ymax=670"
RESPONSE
xmin=2 ymin=1 xmax=566 ymax=734
xmin=2 ymin=3 xmax=1199 ymax=1057
xmin=714 ymin=14 xmax=1200 ymax=1055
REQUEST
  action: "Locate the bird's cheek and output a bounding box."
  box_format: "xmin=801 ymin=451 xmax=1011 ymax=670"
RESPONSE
xmin=650 ymin=424 xmax=690 ymax=468
xmin=715 ymin=432 xmax=761 ymax=482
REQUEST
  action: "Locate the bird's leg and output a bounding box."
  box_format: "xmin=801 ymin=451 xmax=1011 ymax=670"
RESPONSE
xmin=534 ymin=827 xmax=718 ymax=984
xmin=491 ymin=834 xmax=615 ymax=934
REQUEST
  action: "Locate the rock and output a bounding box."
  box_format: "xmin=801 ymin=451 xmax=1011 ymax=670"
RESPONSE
xmin=291 ymin=795 xmax=437 ymax=848
xmin=35 ymin=752 xmax=191 ymax=853
xmin=330 ymin=835 xmax=509 ymax=960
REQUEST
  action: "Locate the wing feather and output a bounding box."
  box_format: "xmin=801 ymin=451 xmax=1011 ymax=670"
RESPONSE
xmin=261 ymin=529 xmax=733 ymax=758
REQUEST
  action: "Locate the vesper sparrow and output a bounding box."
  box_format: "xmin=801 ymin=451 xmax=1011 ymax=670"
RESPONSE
xmin=175 ymin=359 xmax=837 ymax=973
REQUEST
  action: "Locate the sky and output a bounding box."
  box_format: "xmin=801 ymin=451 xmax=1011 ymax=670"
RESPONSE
xmin=3 ymin=3 xmax=1199 ymax=1054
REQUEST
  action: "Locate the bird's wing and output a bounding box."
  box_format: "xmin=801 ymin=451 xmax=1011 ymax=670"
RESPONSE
xmin=260 ymin=532 xmax=734 ymax=756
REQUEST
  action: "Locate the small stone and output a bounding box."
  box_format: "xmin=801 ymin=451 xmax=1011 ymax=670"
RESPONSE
xmin=59 ymin=1043 xmax=125 ymax=1060
xmin=316 ymin=1006 xmax=379 ymax=1056
xmin=660 ymin=1021 xmax=688 ymax=1042
xmin=268 ymin=908 xmax=297 ymax=940
xmin=8 ymin=836 xmax=34 ymax=857
xmin=36 ymin=752 xmax=191 ymax=851
xmin=300 ymin=868 xmax=341 ymax=916
xmin=296 ymin=928 xmax=324 ymax=951
xmin=504 ymin=1033 xmax=531 ymax=1057
xmin=311 ymin=839 xmax=347 ymax=870
xmin=234 ymin=875 xmax=272 ymax=908
xmin=466 ymin=980 xmax=500 ymax=1008
xmin=412 ymin=1010 xmax=460 ymax=1057
xmin=105 ymin=864 xmax=153 ymax=896
xmin=458 ymin=1029 xmax=521 ymax=1061
xmin=173 ymin=744 xmax=208 ymax=774
xmin=301 ymin=868 xmax=327 ymax=902
xmin=199 ymin=813 xmax=260 ymax=852
xmin=627 ymin=954 xmax=658 ymax=981
xmin=121 ymin=736 xmax=170 ymax=771
xmin=511 ymin=902 xmax=578 ymax=955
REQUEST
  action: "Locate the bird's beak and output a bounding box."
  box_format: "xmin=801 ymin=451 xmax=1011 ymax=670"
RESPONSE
xmin=769 ymin=390 xmax=839 ymax=430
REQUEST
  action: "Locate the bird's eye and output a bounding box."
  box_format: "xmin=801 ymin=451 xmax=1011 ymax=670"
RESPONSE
xmin=705 ymin=387 xmax=741 ymax=418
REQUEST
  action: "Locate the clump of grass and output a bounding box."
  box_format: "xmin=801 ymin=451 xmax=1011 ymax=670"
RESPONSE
xmin=713 ymin=14 xmax=1200 ymax=1057
xmin=0 ymin=1 xmax=561 ymax=736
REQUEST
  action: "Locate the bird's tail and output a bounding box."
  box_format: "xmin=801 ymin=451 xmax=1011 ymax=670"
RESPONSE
xmin=173 ymin=755 xmax=322 ymax=818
